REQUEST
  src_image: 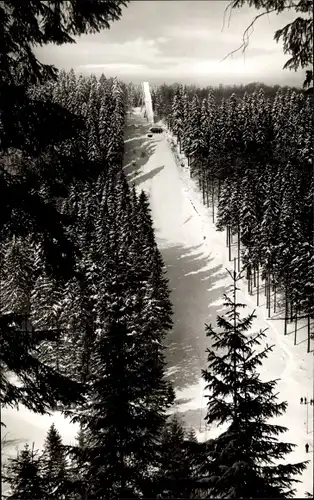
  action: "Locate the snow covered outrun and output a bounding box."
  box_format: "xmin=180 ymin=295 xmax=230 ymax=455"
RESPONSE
xmin=2 ymin=81 xmax=313 ymax=497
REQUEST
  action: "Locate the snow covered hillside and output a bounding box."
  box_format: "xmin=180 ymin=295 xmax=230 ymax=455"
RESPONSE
xmin=124 ymin=105 xmax=313 ymax=497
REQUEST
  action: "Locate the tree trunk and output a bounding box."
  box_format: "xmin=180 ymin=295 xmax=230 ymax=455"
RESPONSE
xmin=237 ymin=227 xmax=241 ymax=272
xmin=253 ymin=266 xmax=256 ymax=288
xmin=248 ymin=267 xmax=252 ymax=295
xmin=294 ymin=307 xmax=298 ymax=345
xmin=226 ymin=226 xmax=229 ymax=247
xmin=257 ymin=264 xmax=259 ymax=306
xmin=228 ymin=227 xmax=232 ymax=262
xmin=307 ymin=315 xmax=311 ymax=353
xmin=267 ymin=272 xmax=271 ymax=319
xmin=273 ymin=284 xmax=276 ymax=314
xmin=284 ymin=294 xmax=288 ymax=335
xmin=212 ymin=178 xmax=215 ymax=223
xmin=206 ymin=175 xmax=210 ymax=207
xmin=233 ymin=261 xmax=238 ymax=422
xmin=290 ymin=301 xmax=293 ymax=323
xmin=56 ymin=322 xmax=60 ymax=373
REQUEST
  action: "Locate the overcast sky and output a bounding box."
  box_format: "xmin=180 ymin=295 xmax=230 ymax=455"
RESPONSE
xmin=34 ymin=0 xmax=305 ymax=87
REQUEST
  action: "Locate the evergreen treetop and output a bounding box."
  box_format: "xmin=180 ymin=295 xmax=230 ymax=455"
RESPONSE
xmin=5 ymin=443 xmax=45 ymax=499
xmin=200 ymin=269 xmax=308 ymax=498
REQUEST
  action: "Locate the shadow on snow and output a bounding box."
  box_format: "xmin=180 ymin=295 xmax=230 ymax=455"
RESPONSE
xmin=123 ymin=116 xmax=157 ymax=183
xmin=161 ymin=243 xmax=226 ymax=392
xmin=132 ymin=165 xmax=165 ymax=186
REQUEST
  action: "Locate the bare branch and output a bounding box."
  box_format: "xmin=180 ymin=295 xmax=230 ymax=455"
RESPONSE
xmin=221 ymin=1 xmax=235 ymax=32
xmin=220 ymin=2 xmax=298 ymax=64
xmin=221 ymin=9 xmax=278 ymax=63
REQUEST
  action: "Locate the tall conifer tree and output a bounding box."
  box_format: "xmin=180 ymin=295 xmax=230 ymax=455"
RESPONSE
xmin=199 ymin=270 xmax=307 ymax=498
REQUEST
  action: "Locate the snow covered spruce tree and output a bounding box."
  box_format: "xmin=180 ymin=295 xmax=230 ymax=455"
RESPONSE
xmin=186 ymin=94 xmax=202 ymax=182
xmin=198 ymin=269 xmax=308 ymax=498
xmin=170 ymin=86 xmax=185 ymax=151
xmin=0 ymin=303 xmax=84 ymax=415
xmin=1 ymin=69 xmax=129 ymax=420
xmin=63 ymin=177 xmax=174 ymax=499
xmin=18 ymin=71 xmax=128 ymax=390
xmin=40 ymin=423 xmax=69 ymax=498
xmin=1 ymin=0 xmax=129 ymax=281
xmin=163 ymin=82 xmax=313 ymax=328
xmin=203 ymin=90 xmax=220 ymax=209
xmin=30 ymin=243 xmax=65 ymax=373
xmin=5 ymin=444 xmax=45 ymax=500
xmin=0 ymin=236 xmax=34 ymax=317
xmin=153 ymin=413 xmax=202 ymax=499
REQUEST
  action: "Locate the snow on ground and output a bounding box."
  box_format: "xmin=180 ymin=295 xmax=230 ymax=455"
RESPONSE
xmin=124 ymin=107 xmax=314 ymax=496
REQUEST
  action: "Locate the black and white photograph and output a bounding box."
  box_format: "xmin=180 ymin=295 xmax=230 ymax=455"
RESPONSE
xmin=0 ymin=1 xmax=313 ymax=498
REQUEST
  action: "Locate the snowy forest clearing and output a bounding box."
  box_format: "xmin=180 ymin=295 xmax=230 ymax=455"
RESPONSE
xmin=124 ymin=106 xmax=313 ymax=496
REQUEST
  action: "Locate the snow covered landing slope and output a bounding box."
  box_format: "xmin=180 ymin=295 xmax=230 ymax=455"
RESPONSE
xmin=124 ymin=110 xmax=314 ymax=497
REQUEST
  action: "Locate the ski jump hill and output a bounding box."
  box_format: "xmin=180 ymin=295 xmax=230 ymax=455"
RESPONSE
xmin=141 ymin=81 xmax=154 ymax=125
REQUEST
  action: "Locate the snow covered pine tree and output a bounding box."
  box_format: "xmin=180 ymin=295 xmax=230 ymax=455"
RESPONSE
xmin=198 ymin=269 xmax=308 ymax=498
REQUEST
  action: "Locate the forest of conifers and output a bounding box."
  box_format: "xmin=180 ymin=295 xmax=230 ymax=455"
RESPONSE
xmin=1 ymin=71 xmax=176 ymax=499
xmin=150 ymin=83 xmax=313 ymax=346
xmin=0 ymin=69 xmax=312 ymax=499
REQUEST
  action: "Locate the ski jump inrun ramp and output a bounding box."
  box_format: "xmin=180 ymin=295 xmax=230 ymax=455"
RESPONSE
xmin=141 ymin=81 xmax=154 ymax=125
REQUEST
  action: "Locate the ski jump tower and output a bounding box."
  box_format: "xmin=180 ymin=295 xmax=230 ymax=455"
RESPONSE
xmin=141 ymin=81 xmax=154 ymax=125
